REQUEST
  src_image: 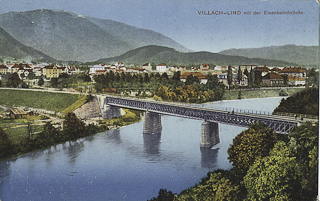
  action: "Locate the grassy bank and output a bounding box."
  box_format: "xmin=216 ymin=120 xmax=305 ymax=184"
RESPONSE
xmin=222 ymin=88 xmax=305 ymax=100
xmin=0 ymin=89 xmax=83 ymax=112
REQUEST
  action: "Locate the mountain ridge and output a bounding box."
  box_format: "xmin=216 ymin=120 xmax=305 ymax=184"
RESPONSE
xmin=0 ymin=9 xmax=189 ymax=62
xmin=0 ymin=26 xmax=54 ymax=62
xmin=219 ymin=44 xmax=319 ymax=67
xmin=95 ymin=45 xmax=298 ymax=66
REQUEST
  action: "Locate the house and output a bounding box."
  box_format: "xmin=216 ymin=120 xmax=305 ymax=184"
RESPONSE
xmin=262 ymin=73 xmax=284 ymax=86
xmin=33 ymin=67 xmax=43 ymax=77
xmin=142 ymin=63 xmax=153 ymax=71
xmin=218 ymin=73 xmax=241 ymax=86
xmin=279 ymin=67 xmax=307 ymax=78
xmin=11 ymin=63 xmax=27 ymax=73
xmin=178 ymin=66 xmax=187 ymax=71
xmin=42 ymin=65 xmax=63 ymax=78
xmin=288 ymin=76 xmax=306 ymax=86
xmin=90 ymin=64 xmax=107 ymax=74
xmin=156 ymin=64 xmax=167 ymax=72
xmin=254 ymin=66 xmax=270 ymax=76
xmin=0 ymin=65 xmax=9 ymax=74
xmin=200 ymin=64 xmax=210 ymax=71
xmin=180 ymin=72 xmax=207 ymax=84
xmin=239 ymin=65 xmax=258 ymax=72
xmin=9 ymin=108 xmax=33 ymax=119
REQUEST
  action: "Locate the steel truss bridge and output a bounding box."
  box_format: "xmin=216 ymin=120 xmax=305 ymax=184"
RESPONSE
xmin=101 ymin=95 xmax=302 ymax=134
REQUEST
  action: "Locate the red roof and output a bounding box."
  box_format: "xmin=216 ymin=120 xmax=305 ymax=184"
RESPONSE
xmin=263 ymin=73 xmax=284 ymax=80
xmin=180 ymin=72 xmax=207 ymax=79
xmin=280 ymin=67 xmax=306 ymax=73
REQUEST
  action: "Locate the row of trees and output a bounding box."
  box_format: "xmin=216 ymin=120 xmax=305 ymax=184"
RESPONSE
xmin=150 ymin=121 xmax=318 ymax=200
xmin=94 ymin=71 xmax=226 ymax=103
xmin=0 ymin=112 xmax=106 ymax=159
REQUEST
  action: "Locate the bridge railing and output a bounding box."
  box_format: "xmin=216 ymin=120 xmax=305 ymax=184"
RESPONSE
xmin=273 ymin=112 xmax=319 ymax=120
xmin=193 ymin=105 xmax=273 ymax=116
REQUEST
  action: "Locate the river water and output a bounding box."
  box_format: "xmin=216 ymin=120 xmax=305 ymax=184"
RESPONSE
xmin=0 ymin=97 xmax=284 ymax=201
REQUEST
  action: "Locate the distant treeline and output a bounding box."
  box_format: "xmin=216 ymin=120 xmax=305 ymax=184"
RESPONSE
xmin=273 ymin=87 xmax=319 ymax=116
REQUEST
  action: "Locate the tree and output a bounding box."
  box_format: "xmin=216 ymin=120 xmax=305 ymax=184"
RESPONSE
xmin=172 ymin=71 xmax=181 ymax=82
xmin=227 ymin=123 xmax=277 ymax=173
xmin=0 ymin=128 xmax=12 ymax=158
xmin=149 ymin=189 xmax=175 ymax=201
xmin=237 ymin=66 xmax=242 ymax=85
xmin=63 ymin=112 xmax=86 ymax=140
xmin=176 ymin=170 xmax=241 ymax=201
xmin=244 ymin=141 xmax=301 ymax=201
xmin=51 ymin=78 xmax=59 ymax=87
xmin=8 ymin=72 xmax=21 ymax=88
xmin=38 ymin=77 xmax=45 ymax=86
xmin=79 ymin=73 xmax=91 ymax=82
xmin=185 ymin=74 xmax=199 ymax=85
xmin=288 ymin=122 xmax=318 ymax=199
xmin=227 ymin=66 xmax=233 ymax=89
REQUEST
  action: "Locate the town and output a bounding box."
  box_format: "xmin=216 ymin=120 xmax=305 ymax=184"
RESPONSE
xmin=0 ymin=62 xmax=313 ymax=90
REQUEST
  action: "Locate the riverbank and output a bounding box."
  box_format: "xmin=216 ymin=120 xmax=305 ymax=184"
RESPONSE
xmin=222 ymin=87 xmax=304 ymax=100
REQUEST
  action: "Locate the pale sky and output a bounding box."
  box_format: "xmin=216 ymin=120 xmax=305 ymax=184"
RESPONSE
xmin=0 ymin=0 xmax=318 ymax=52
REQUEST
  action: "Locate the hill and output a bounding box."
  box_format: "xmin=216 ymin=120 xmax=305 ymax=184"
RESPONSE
xmin=0 ymin=9 xmax=189 ymax=62
xmin=96 ymin=45 xmax=298 ymax=66
xmin=0 ymin=27 xmax=53 ymax=62
xmin=219 ymin=45 xmax=319 ymax=67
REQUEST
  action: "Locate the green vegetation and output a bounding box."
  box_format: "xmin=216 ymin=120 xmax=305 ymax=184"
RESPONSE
xmin=63 ymin=95 xmax=91 ymax=114
xmin=0 ymin=89 xmax=83 ymax=112
xmin=227 ymin=123 xmax=277 ymax=173
xmin=223 ymin=87 xmax=304 ymax=100
xmin=94 ymin=71 xmax=225 ymax=103
xmin=273 ymin=87 xmax=319 ymax=116
xmin=151 ymin=122 xmax=318 ymax=201
xmin=0 ymin=108 xmax=142 ymax=161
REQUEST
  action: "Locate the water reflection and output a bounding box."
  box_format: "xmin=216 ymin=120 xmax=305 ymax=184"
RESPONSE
xmin=65 ymin=140 xmax=85 ymax=165
xmin=105 ymin=129 xmax=121 ymax=144
xmin=0 ymin=160 xmax=12 ymax=196
xmin=200 ymin=147 xmax=219 ymax=168
xmin=143 ymin=132 xmax=162 ymax=155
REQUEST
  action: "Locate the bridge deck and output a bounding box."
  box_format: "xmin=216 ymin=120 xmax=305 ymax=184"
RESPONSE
xmin=98 ymin=94 xmax=310 ymax=134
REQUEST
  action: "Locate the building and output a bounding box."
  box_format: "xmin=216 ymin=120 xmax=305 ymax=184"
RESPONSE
xmin=200 ymin=64 xmax=210 ymax=71
xmin=254 ymin=66 xmax=270 ymax=76
xmin=156 ymin=64 xmax=167 ymax=72
xmin=288 ymin=76 xmax=306 ymax=86
xmin=0 ymin=65 xmax=9 ymax=74
xmin=279 ymin=67 xmax=306 ymax=78
xmin=180 ymin=72 xmax=207 ymax=84
xmin=142 ymin=63 xmax=152 ymax=71
xmin=42 ymin=65 xmax=64 ymax=78
xmin=9 ymin=108 xmax=33 ymax=119
xmin=262 ymin=72 xmax=284 ymax=86
xmin=90 ymin=64 xmax=107 ymax=74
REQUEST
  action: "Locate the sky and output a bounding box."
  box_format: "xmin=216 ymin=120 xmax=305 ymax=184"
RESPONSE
xmin=0 ymin=0 xmax=318 ymax=52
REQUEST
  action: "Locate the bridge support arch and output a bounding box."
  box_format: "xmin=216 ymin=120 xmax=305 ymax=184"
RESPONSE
xmin=201 ymin=121 xmax=219 ymax=148
xmin=143 ymin=111 xmax=162 ymax=134
xmin=102 ymin=105 xmax=122 ymax=119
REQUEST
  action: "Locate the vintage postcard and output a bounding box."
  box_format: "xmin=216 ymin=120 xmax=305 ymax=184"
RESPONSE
xmin=0 ymin=0 xmax=318 ymax=200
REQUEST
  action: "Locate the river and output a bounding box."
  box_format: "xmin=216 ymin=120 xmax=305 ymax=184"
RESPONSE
xmin=0 ymin=97 xmax=284 ymax=201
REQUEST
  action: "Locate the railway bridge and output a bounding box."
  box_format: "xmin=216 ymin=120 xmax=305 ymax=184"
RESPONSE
xmin=96 ymin=95 xmax=303 ymax=148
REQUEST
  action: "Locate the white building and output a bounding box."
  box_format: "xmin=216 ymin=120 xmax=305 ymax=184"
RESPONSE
xmin=156 ymin=64 xmax=167 ymax=72
xmin=90 ymin=64 xmax=107 ymax=74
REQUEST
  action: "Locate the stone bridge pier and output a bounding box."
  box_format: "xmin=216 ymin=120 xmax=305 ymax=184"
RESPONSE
xmin=143 ymin=111 xmax=162 ymax=134
xmin=201 ymin=121 xmax=220 ymax=148
xmin=97 ymin=95 xmax=122 ymax=119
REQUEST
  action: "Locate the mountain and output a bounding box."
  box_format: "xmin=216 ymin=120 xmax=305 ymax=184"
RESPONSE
xmin=96 ymin=45 xmax=298 ymax=66
xmin=0 ymin=26 xmax=53 ymax=62
xmin=0 ymin=9 xmax=189 ymax=62
xmin=219 ymin=45 xmax=319 ymax=67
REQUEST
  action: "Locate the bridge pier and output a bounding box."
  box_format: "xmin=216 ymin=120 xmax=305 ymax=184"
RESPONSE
xmin=102 ymin=105 xmax=122 ymax=119
xmin=201 ymin=121 xmax=219 ymax=148
xmin=143 ymin=111 xmax=162 ymax=134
